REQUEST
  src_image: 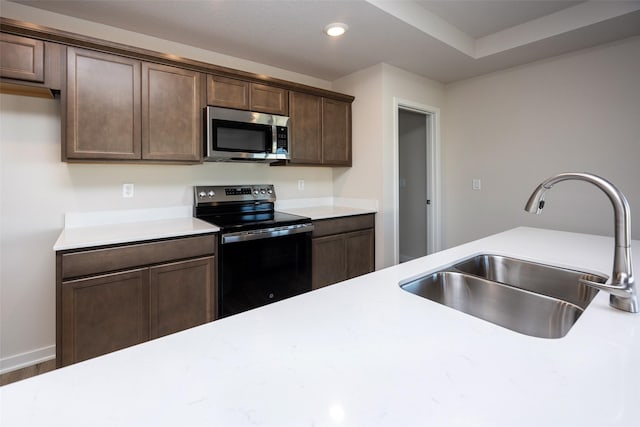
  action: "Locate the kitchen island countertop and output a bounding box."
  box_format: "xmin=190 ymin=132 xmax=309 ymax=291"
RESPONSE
xmin=7 ymin=227 xmax=640 ymax=426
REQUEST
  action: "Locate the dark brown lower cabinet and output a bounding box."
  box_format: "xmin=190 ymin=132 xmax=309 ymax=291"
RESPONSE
xmin=61 ymin=269 xmax=150 ymax=366
xmin=345 ymin=229 xmax=375 ymax=278
xmin=57 ymin=235 xmax=216 ymax=367
xmin=312 ymin=235 xmax=346 ymax=289
xmin=312 ymin=214 xmax=375 ymax=289
xmin=149 ymin=257 xmax=215 ymax=339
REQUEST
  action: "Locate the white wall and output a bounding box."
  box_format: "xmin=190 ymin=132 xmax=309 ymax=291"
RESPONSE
xmin=334 ymin=64 xmax=444 ymax=268
xmin=0 ymin=2 xmax=335 ymax=373
xmin=332 ymin=65 xmax=385 ymax=266
xmin=443 ymin=36 xmax=640 ymax=247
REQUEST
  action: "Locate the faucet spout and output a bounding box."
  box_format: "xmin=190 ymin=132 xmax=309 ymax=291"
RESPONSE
xmin=524 ymin=172 xmax=637 ymax=313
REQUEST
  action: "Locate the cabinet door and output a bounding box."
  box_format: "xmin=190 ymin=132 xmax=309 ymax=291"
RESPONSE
xmin=61 ymin=269 xmax=149 ymax=366
xmin=288 ymin=91 xmax=322 ymax=164
xmin=65 ymin=47 xmax=141 ymax=160
xmin=346 ymin=229 xmax=375 ymax=279
xmin=322 ymin=98 xmax=351 ymax=166
xmin=0 ymin=33 xmax=44 ymax=82
xmin=250 ymin=83 xmax=288 ymax=115
xmin=142 ymin=63 xmax=202 ymax=161
xmin=149 ymin=257 xmax=215 ymax=339
xmin=312 ymin=234 xmax=346 ymax=289
xmin=206 ymin=75 xmax=249 ymax=110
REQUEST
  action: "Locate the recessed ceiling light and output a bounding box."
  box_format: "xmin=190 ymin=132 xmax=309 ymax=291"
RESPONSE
xmin=324 ymin=22 xmax=348 ymax=37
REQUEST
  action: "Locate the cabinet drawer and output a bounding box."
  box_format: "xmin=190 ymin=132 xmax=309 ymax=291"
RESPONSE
xmin=312 ymin=214 xmax=374 ymax=238
xmin=61 ymin=234 xmax=216 ymax=279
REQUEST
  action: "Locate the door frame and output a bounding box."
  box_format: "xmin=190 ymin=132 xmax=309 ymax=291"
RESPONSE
xmin=393 ymin=98 xmax=441 ymax=264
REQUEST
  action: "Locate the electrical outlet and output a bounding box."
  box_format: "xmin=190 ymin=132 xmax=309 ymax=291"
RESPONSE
xmin=472 ymin=179 xmax=481 ymax=191
xmin=122 ymin=183 xmax=134 ymax=198
xmin=298 ymin=180 xmax=305 ymax=191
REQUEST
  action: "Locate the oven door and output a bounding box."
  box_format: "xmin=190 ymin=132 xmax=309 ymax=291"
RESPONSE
xmin=218 ymin=229 xmax=312 ymax=318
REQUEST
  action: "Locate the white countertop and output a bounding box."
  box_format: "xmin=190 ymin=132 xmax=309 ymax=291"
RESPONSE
xmin=8 ymin=227 xmax=640 ymax=426
xmin=275 ymin=197 xmax=377 ymax=220
xmin=279 ymin=205 xmax=376 ymax=220
xmin=53 ymin=201 xmax=375 ymax=251
xmin=53 ymin=206 xmax=219 ymax=251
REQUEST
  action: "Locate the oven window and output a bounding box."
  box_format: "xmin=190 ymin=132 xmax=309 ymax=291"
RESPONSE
xmin=213 ymin=119 xmax=270 ymax=152
xmin=219 ymin=232 xmax=311 ymax=318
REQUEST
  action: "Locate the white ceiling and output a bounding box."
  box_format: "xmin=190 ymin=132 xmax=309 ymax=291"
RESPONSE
xmin=9 ymin=0 xmax=640 ymax=83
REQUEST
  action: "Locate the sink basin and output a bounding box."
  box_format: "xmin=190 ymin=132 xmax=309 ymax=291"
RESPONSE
xmin=400 ymin=255 xmax=609 ymax=339
xmin=450 ymin=254 xmax=606 ymax=309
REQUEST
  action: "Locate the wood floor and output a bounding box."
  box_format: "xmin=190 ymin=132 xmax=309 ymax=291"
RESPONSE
xmin=0 ymin=359 xmax=56 ymax=386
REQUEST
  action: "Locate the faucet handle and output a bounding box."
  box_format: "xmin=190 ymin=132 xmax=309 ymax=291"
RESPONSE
xmin=579 ymin=277 xmax=638 ymax=313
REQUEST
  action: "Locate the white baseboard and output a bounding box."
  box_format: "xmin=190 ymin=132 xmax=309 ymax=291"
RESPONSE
xmin=0 ymin=346 xmax=55 ymax=375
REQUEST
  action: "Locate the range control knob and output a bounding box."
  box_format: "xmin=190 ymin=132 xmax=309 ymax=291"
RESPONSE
xmin=260 ymin=189 xmax=266 ymax=194
xmin=267 ymin=188 xmax=274 ymax=194
xmin=207 ymin=191 xmax=215 ymax=198
xmin=253 ymin=189 xmax=260 ymax=195
xmin=198 ymin=191 xmax=206 ymax=198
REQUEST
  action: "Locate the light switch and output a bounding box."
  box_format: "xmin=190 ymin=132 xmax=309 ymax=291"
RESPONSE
xmin=472 ymin=179 xmax=481 ymax=191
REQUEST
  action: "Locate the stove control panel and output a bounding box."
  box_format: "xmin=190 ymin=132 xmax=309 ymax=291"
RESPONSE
xmin=194 ymin=185 xmax=276 ymax=205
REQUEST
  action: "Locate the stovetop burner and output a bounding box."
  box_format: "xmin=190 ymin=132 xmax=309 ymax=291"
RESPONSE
xmin=197 ymin=209 xmax=311 ymax=232
xmin=193 ymin=185 xmax=311 ymax=232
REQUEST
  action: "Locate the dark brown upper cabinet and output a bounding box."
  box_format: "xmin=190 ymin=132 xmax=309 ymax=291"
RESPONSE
xmin=2 ymin=18 xmax=354 ymax=165
xmin=321 ymin=98 xmax=352 ymax=166
xmin=207 ymin=74 xmax=288 ymax=115
xmin=288 ymin=92 xmax=352 ymax=166
xmin=0 ymin=33 xmax=44 ymax=82
xmin=65 ymin=47 xmax=141 ymax=160
xmin=65 ymin=47 xmax=203 ymax=163
xmin=249 ymin=83 xmax=288 ymax=115
xmin=142 ymin=62 xmax=203 ymax=162
xmin=288 ymin=91 xmax=322 ymax=164
xmin=0 ymin=32 xmax=64 ymax=97
xmin=206 ymin=75 xmax=249 ymax=110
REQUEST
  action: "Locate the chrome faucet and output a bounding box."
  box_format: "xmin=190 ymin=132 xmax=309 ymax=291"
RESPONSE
xmin=525 ymin=172 xmax=638 ymax=313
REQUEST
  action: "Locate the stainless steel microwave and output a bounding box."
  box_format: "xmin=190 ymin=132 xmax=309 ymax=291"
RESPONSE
xmin=204 ymin=106 xmax=290 ymax=163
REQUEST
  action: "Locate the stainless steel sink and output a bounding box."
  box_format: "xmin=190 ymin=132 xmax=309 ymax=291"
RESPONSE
xmin=450 ymin=254 xmax=605 ymax=309
xmin=400 ymin=255 xmax=609 ymax=339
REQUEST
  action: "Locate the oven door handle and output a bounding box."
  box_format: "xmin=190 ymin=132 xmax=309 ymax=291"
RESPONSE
xmin=221 ymin=223 xmax=314 ymax=244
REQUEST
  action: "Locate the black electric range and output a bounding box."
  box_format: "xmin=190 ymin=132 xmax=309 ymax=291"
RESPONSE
xmin=194 ymin=185 xmax=313 ymax=317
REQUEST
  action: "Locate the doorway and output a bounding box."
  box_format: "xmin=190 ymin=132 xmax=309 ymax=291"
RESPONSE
xmin=395 ymin=100 xmax=440 ymax=264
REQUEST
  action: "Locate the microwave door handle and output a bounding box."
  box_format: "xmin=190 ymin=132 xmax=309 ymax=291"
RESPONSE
xmin=271 ymin=125 xmax=277 ymax=154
